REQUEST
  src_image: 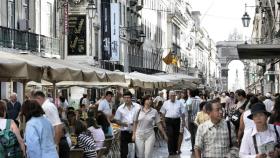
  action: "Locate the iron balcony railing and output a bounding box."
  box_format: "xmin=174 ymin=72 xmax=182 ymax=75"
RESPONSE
xmin=0 ymin=26 xmax=59 ymax=56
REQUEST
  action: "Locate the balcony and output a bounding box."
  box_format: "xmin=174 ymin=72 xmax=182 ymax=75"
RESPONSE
xmin=130 ymin=0 xmax=137 ymax=6
xmin=0 ymin=26 xmax=60 ymax=57
xmin=136 ymin=0 xmax=143 ymax=11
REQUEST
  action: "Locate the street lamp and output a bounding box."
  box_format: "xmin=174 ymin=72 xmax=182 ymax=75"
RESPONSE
xmin=242 ymin=12 xmax=251 ymax=27
xmin=86 ymin=0 xmax=97 ymax=57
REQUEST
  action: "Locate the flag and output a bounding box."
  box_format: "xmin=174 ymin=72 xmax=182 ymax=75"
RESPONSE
xmin=171 ymin=55 xmax=178 ymax=65
xmin=162 ymin=51 xmax=173 ymax=65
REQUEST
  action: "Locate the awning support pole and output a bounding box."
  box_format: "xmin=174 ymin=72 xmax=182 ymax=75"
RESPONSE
xmin=53 ymin=82 xmax=56 ymax=102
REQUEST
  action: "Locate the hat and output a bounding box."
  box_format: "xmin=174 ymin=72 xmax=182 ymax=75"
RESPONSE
xmin=247 ymin=102 xmax=271 ymax=120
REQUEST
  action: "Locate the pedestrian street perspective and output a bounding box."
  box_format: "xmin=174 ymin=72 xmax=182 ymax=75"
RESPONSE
xmin=2 ymin=0 xmax=280 ymax=158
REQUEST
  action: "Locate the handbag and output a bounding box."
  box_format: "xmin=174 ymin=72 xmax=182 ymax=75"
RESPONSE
xmin=127 ymin=143 xmax=135 ymax=158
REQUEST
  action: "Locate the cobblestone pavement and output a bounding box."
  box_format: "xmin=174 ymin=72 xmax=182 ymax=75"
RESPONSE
xmin=152 ymin=130 xmax=194 ymax=158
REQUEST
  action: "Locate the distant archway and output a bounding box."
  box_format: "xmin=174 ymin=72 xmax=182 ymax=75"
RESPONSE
xmin=216 ymin=41 xmax=245 ymax=91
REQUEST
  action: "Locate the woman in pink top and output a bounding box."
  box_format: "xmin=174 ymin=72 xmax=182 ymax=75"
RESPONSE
xmin=86 ymin=117 xmax=105 ymax=148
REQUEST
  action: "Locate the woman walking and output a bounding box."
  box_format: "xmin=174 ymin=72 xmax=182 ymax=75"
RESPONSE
xmin=239 ymin=102 xmax=280 ymax=157
xmin=132 ymin=95 xmax=168 ymax=158
xmin=21 ymin=100 xmax=58 ymax=158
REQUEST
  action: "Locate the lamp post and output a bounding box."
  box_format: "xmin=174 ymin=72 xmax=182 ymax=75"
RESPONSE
xmin=86 ymin=0 xmax=97 ymax=57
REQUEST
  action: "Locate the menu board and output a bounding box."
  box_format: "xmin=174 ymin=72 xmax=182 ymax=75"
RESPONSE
xmin=68 ymin=15 xmax=86 ymax=55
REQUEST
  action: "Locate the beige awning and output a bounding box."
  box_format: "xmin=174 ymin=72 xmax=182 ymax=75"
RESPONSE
xmin=0 ymin=52 xmax=125 ymax=83
xmin=0 ymin=58 xmax=43 ymax=82
xmin=155 ymin=73 xmax=201 ymax=87
xmin=127 ymin=72 xmax=173 ymax=89
xmin=27 ymin=80 xmax=130 ymax=88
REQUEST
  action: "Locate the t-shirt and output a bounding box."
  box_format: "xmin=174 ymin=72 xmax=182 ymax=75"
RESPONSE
xmin=98 ymin=99 xmax=112 ymax=117
xmin=88 ymin=126 xmax=105 ymax=148
xmin=134 ymin=108 xmax=160 ymax=133
xmin=42 ymin=99 xmax=62 ymax=126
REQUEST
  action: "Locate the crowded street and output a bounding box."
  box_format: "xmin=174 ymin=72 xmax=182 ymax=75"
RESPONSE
xmin=1 ymin=0 xmax=280 ymax=158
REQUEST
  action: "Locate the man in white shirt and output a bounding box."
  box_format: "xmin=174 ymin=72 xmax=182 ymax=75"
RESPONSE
xmin=160 ymin=91 xmax=185 ymax=156
xmin=34 ymin=91 xmax=63 ymax=145
xmin=114 ymin=91 xmax=141 ymax=158
xmin=98 ymin=91 xmax=113 ymax=119
xmin=153 ymin=91 xmax=165 ymax=108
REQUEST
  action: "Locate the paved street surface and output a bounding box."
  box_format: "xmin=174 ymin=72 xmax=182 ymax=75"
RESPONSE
xmin=153 ymin=130 xmax=194 ymax=158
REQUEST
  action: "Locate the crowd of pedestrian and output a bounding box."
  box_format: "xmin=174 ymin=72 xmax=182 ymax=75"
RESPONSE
xmin=1 ymin=88 xmax=280 ymax=158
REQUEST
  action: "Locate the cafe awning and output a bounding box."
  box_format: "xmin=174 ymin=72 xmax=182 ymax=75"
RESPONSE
xmin=237 ymin=44 xmax=280 ymax=59
xmin=0 ymin=52 xmax=125 ymax=83
xmin=0 ymin=58 xmax=43 ymax=82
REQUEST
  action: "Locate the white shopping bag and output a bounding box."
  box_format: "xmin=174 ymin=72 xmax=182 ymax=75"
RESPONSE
xmin=184 ymin=127 xmax=191 ymax=141
xmin=127 ymin=143 xmax=135 ymax=158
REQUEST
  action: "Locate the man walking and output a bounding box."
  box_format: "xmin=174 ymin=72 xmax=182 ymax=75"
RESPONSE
xmin=98 ymin=91 xmax=113 ymax=119
xmin=195 ymin=99 xmax=238 ymax=158
xmin=114 ymin=91 xmax=141 ymax=158
xmin=34 ymin=91 xmax=63 ymax=145
xmin=160 ymin=91 xmax=185 ymax=156
xmin=7 ymin=92 xmax=21 ymax=126
xmin=186 ymin=89 xmax=201 ymax=151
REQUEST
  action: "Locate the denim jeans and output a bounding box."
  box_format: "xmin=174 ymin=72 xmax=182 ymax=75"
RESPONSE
xmin=135 ymin=130 xmax=155 ymax=158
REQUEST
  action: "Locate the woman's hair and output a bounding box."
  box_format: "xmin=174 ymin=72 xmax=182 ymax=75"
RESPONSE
xmin=21 ymin=100 xmax=45 ymax=122
xmin=96 ymin=111 xmax=110 ymax=134
xmin=87 ymin=108 xmax=95 ymax=118
xmin=248 ymin=95 xmax=260 ymax=109
xmin=59 ymin=96 xmax=66 ymax=103
xmin=270 ymin=97 xmax=280 ymax=124
xmin=75 ymin=120 xmax=87 ymax=136
xmin=199 ymin=101 xmax=207 ymax=111
xmin=86 ymin=117 xmax=100 ymax=129
xmin=0 ymin=100 xmax=7 ymax=118
xmin=141 ymin=95 xmax=151 ymax=106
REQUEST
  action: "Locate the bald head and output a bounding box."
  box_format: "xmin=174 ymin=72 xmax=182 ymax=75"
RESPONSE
xmin=159 ymin=91 xmax=164 ymax=97
xmin=169 ymin=91 xmax=176 ymax=102
xmin=10 ymin=92 xmax=17 ymax=102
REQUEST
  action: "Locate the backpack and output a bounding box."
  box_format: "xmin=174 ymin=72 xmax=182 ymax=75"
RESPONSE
xmin=0 ymin=119 xmax=22 ymax=158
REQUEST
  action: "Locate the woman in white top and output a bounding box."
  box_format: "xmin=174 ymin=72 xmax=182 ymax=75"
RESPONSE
xmin=132 ymin=95 xmax=168 ymax=158
xmin=238 ymin=96 xmax=260 ymax=145
xmin=0 ymin=100 xmax=25 ymax=155
xmin=239 ymin=102 xmax=280 ymax=158
xmin=86 ymin=117 xmax=105 ymax=148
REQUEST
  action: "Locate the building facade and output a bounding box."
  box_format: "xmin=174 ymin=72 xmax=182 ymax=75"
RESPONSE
xmin=243 ymin=0 xmax=280 ymax=94
xmin=0 ymin=0 xmax=60 ymax=101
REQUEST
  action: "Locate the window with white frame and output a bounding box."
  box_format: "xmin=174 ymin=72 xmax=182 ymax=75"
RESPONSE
xmin=8 ymin=0 xmax=15 ymax=28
